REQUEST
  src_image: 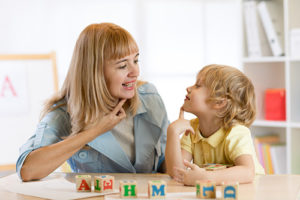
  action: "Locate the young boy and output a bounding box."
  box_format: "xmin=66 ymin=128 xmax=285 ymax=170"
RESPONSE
xmin=165 ymin=64 xmax=265 ymax=186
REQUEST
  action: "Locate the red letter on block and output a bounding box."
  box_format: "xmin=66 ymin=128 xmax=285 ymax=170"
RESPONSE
xmin=78 ymin=179 xmax=91 ymax=191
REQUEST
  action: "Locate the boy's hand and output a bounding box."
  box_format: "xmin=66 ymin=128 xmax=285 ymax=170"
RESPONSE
xmin=168 ymin=107 xmax=195 ymax=136
xmin=173 ymin=160 xmax=205 ymax=186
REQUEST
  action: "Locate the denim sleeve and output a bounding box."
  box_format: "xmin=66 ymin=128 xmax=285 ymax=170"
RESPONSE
xmin=156 ymin=114 xmax=169 ymax=172
xmin=16 ymin=108 xmax=71 ymax=180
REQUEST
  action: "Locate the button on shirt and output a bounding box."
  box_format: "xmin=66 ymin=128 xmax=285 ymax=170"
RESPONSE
xmin=180 ymin=118 xmax=265 ymax=175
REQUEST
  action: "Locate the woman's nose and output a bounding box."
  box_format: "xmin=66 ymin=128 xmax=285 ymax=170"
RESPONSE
xmin=129 ymin=63 xmax=139 ymax=77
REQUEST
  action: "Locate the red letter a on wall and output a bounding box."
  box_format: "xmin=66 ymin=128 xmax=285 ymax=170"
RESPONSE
xmin=0 ymin=76 xmax=17 ymax=97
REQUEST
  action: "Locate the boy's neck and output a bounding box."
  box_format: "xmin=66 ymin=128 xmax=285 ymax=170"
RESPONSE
xmin=197 ymin=116 xmax=221 ymax=138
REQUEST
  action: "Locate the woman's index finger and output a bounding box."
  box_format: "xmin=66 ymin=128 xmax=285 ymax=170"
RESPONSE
xmin=113 ymin=99 xmax=126 ymax=114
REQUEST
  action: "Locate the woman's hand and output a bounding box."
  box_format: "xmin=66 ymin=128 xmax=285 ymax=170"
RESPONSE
xmin=92 ymin=99 xmax=127 ymax=134
xmin=168 ymin=107 xmax=195 ymax=137
xmin=173 ymin=160 xmax=206 ymax=186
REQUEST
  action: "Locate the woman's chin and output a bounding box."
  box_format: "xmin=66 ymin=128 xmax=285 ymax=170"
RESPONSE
xmin=118 ymin=93 xmax=135 ymax=99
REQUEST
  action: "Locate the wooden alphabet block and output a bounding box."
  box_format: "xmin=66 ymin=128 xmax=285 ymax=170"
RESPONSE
xmin=221 ymin=182 xmax=239 ymax=200
xmin=148 ymin=180 xmax=166 ymax=199
xmin=120 ymin=180 xmax=137 ymax=198
xmin=196 ymin=180 xmax=216 ymax=199
xmin=94 ymin=175 xmax=114 ymax=193
xmin=75 ymin=175 xmax=91 ymax=192
xmin=205 ymin=164 xmax=227 ymax=171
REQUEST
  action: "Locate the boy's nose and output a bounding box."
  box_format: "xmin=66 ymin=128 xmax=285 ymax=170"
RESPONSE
xmin=186 ymin=86 xmax=191 ymax=93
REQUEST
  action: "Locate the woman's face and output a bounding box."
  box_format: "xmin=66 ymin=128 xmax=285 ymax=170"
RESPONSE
xmin=104 ymin=52 xmax=140 ymax=99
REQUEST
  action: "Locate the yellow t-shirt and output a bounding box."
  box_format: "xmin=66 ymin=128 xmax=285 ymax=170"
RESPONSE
xmin=180 ymin=118 xmax=265 ymax=175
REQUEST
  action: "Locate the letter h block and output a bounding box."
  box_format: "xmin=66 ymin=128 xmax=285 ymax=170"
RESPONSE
xmin=94 ymin=175 xmax=114 ymax=193
xmin=221 ymin=182 xmax=239 ymax=200
xmin=75 ymin=175 xmax=91 ymax=192
xmin=196 ymin=180 xmax=216 ymax=199
xmin=148 ymin=180 xmax=167 ymax=199
xmin=120 ymin=180 xmax=137 ymax=198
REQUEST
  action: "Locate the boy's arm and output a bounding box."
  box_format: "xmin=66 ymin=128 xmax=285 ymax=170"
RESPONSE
xmin=178 ymin=154 xmax=255 ymax=185
xmin=165 ymin=109 xmax=194 ymax=178
xmin=202 ymin=154 xmax=255 ymax=184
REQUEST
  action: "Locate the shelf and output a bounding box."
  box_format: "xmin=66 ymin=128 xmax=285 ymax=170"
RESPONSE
xmin=252 ymin=120 xmax=287 ymax=127
xmin=290 ymin=58 xmax=300 ymax=62
xmin=242 ymin=57 xmax=286 ymax=63
xmin=290 ymin=123 xmax=300 ymax=128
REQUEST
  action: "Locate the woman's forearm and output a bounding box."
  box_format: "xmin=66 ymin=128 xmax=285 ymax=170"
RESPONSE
xmin=20 ymin=128 xmax=100 ymax=181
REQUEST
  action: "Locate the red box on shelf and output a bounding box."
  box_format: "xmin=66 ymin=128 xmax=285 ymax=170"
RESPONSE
xmin=264 ymin=89 xmax=286 ymax=121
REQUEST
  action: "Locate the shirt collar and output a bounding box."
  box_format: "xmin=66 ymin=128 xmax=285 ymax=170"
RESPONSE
xmin=190 ymin=118 xmax=226 ymax=148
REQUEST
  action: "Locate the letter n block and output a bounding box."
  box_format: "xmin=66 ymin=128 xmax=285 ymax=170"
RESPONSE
xmin=148 ymin=180 xmax=166 ymax=199
xmin=221 ymin=182 xmax=239 ymax=200
xmin=75 ymin=175 xmax=91 ymax=192
xmin=94 ymin=175 xmax=114 ymax=193
xmin=196 ymin=180 xmax=216 ymax=199
xmin=120 ymin=180 xmax=137 ymax=198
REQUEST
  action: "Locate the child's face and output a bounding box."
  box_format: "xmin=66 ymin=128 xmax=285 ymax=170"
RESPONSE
xmin=182 ymin=74 xmax=212 ymax=116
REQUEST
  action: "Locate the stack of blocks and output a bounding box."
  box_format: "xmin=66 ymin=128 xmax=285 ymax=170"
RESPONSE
xmin=196 ymin=180 xmax=238 ymax=199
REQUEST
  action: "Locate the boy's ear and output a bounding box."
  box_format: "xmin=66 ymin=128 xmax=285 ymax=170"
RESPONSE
xmin=214 ymin=98 xmax=227 ymax=109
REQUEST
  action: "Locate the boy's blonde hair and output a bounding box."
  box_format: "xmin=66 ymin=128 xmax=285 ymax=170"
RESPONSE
xmin=41 ymin=23 xmax=140 ymax=134
xmin=199 ymin=64 xmax=256 ymax=131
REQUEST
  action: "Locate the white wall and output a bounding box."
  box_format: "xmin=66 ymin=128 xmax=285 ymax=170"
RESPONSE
xmin=0 ymin=0 xmax=241 ymax=164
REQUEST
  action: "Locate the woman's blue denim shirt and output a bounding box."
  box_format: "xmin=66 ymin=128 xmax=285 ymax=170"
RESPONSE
xmin=16 ymin=83 xmax=168 ymax=179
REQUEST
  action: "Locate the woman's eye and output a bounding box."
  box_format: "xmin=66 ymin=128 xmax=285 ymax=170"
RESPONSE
xmin=134 ymin=59 xmax=139 ymax=64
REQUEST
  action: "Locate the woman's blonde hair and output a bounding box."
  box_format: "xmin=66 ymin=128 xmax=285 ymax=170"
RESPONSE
xmin=41 ymin=23 xmax=140 ymax=134
xmin=199 ymin=64 xmax=256 ymax=131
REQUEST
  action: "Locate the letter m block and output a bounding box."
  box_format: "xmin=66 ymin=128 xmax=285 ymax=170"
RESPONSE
xmin=148 ymin=180 xmax=166 ymax=199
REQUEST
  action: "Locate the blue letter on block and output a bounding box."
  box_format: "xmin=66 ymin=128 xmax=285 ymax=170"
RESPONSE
xmin=203 ymin=186 xmax=214 ymax=196
xmin=152 ymin=185 xmax=165 ymax=196
xmin=224 ymin=186 xmax=236 ymax=198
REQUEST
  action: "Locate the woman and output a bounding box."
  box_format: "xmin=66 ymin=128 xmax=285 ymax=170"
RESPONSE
xmin=16 ymin=23 xmax=168 ymax=181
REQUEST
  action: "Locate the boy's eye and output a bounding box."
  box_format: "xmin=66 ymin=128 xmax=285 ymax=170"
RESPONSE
xmin=134 ymin=59 xmax=139 ymax=64
xmin=118 ymin=65 xmax=127 ymax=69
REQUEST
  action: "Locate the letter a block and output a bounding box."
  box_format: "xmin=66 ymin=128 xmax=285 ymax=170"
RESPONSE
xmin=120 ymin=180 xmax=137 ymax=198
xmin=221 ymin=182 xmax=239 ymax=200
xmin=75 ymin=175 xmax=91 ymax=192
xmin=196 ymin=180 xmax=216 ymax=199
xmin=94 ymin=175 xmax=114 ymax=193
xmin=148 ymin=180 xmax=167 ymax=199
